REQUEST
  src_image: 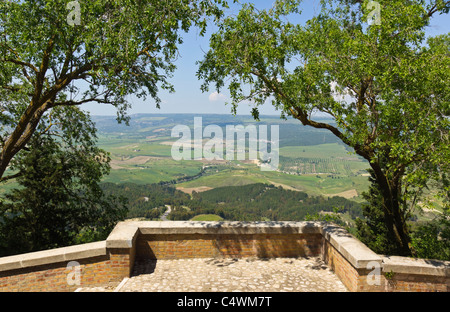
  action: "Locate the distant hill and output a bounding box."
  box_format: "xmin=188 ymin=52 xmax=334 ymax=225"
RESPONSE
xmin=101 ymin=182 xmax=362 ymax=226
xmin=91 ymin=113 xmax=344 ymax=148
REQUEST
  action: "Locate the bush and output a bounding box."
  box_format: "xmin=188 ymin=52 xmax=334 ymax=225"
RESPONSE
xmin=410 ymin=209 xmax=450 ymax=261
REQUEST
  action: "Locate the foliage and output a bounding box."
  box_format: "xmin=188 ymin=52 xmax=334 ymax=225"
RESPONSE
xmin=98 ymin=182 xmax=362 ymax=222
xmin=178 ymin=183 xmax=362 ymax=221
xmin=410 ymin=208 xmax=450 ymax=261
xmin=410 ymin=173 xmax=450 ymax=261
xmin=0 ymin=114 xmax=128 ymax=256
xmin=356 ymin=167 xmax=450 ymax=258
xmin=355 ymin=169 xmax=406 ymax=255
xmin=100 ymin=182 xmax=189 ymax=219
xmin=305 ymin=206 xmax=345 ymax=227
xmin=0 ymin=0 xmax=229 ymax=180
xmin=197 ymin=0 xmax=450 ymax=255
xmin=0 ymin=0 xmax=229 ymax=257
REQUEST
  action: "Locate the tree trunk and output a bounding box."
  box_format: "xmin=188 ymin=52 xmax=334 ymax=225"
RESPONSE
xmin=371 ymin=162 xmax=412 ymax=256
xmin=0 ymin=101 xmax=50 ymax=181
xmin=289 ymin=111 xmax=413 ymax=256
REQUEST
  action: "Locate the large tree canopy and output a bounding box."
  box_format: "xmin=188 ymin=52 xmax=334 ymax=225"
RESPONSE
xmin=197 ymin=0 xmax=450 ymax=255
xmin=0 ymin=0 xmax=228 ymax=180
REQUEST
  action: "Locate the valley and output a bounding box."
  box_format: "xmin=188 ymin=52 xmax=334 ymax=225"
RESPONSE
xmin=94 ymin=113 xmax=373 ymax=227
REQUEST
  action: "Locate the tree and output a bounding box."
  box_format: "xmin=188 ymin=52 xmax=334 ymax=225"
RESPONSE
xmin=409 ymin=171 xmax=450 ymax=260
xmin=355 ymin=169 xmax=405 ymax=255
xmin=197 ymin=0 xmax=450 ymax=255
xmin=410 ymin=208 xmax=450 ymax=261
xmin=0 ymin=0 xmax=228 ymax=181
xmin=0 ymin=107 xmax=128 ymax=256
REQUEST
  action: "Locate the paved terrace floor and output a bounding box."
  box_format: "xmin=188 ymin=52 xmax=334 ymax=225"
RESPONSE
xmin=76 ymin=257 xmax=348 ymax=292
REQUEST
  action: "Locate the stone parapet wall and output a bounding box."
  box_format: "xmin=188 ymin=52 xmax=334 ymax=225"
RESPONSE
xmin=134 ymin=220 xmax=323 ymax=259
xmin=321 ymin=224 xmax=449 ymax=292
xmin=0 ymin=241 xmax=133 ymax=292
xmin=380 ymin=256 xmax=449 ymax=292
xmin=136 ymin=233 xmax=322 ymax=259
xmin=0 ymin=221 xmax=448 ymax=292
xmin=321 ymin=224 xmax=384 ymax=291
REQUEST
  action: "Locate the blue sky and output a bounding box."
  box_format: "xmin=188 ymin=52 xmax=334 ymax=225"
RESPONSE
xmin=81 ymin=0 xmax=450 ymax=117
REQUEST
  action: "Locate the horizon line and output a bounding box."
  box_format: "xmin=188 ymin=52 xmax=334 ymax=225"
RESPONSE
xmin=89 ymin=112 xmax=333 ymax=118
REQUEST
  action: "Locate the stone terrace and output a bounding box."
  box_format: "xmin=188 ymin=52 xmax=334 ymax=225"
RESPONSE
xmin=1 ymin=221 xmax=449 ymax=292
xmin=78 ymin=257 xmax=348 ymax=292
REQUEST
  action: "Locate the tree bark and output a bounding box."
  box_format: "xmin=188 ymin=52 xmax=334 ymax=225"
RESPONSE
xmin=0 ymin=100 xmax=50 ymax=181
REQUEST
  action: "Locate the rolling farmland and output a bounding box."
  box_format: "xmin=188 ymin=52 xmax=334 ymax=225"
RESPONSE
xmin=93 ymin=114 xmax=371 ymax=201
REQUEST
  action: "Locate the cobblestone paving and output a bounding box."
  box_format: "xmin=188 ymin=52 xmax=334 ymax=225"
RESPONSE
xmin=78 ymin=257 xmax=348 ymax=292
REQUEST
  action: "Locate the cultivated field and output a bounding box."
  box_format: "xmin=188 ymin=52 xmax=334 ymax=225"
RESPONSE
xmin=94 ymin=114 xmax=372 ymax=201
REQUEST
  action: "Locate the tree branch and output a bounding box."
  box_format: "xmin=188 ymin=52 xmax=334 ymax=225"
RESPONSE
xmin=4 ymin=58 xmax=39 ymax=74
xmin=0 ymin=171 xmax=22 ymax=183
xmin=34 ymin=35 xmax=56 ymax=102
xmin=50 ymin=97 xmax=111 ymax=108
xmin=427 ymin=1 xmax=450 ymax=17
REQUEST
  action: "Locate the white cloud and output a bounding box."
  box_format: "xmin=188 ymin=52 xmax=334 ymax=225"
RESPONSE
xmin=208 ymin=91 xmax=226 ymax=102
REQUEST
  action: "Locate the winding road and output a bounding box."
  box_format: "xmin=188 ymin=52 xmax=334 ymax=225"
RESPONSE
xmin=161 ymin=205 xmax=171 ymax=221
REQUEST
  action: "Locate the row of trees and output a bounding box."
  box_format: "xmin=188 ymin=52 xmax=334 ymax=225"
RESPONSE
xmin=278 ymin=155 xmax=360 ymax=175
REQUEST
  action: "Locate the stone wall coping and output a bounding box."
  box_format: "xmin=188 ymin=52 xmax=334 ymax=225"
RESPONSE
xmin=108 ymin=221 xmax=382 ymax=270
xmin=106 ymin=221 xmax=140 ymax=249
xmin=382 ymin=255 xmax=450 ymax=277
xmin=0 ymin=241 xmax=106 ymax=272
xmin=320 ymin=224 xmax=383 ymax=269
xmin=131 ymin=220 xmax=325 ymax=235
